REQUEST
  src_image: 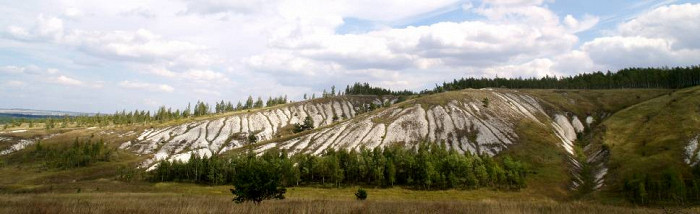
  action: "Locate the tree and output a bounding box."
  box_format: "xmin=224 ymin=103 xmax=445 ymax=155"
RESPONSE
xmin=230 ymin=154 xmax=286 ymax=204
xmin=245 ymin=96 xmax=254 ymax=109
xmin=254 ymin=97 xmax=264 ymax=108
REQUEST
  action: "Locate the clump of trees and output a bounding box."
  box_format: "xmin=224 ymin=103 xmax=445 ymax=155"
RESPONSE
xmin=293 ymin=116 xmax=314 ymax=133
xmin=345 ymin=82 xmax=414 ymax=96
xmin=30 ymin=138 xmax=112 ymax=169
xmin=149 ymin=143 xmax=527 ymax=191
xmin=620 ymin=166 xmax=700 ymax=204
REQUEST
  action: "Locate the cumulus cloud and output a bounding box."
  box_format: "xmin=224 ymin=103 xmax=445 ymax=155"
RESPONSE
xmin=563 ymin=14 xmax=599 ymax=33
xmin=618 ymin=3 xmax=700 ymax=49
xmin=575 ymin=3 xmax=700 ymax=70
xmin=250 ymin=0 xmax=583 ymax=80
xmin=118 ymin=80 xmax=174 ymax=93
xmin=6 ymin=16 xmax=217 ymax=74
xmin=2 ymin=0 xmax=699 ymax=112
xmin=53 ymin=75 xmax=84 ymax=86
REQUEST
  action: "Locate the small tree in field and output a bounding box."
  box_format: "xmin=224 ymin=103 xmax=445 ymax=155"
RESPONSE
xmin=355 ymin=188 xmax=367 ymax=200
xmin=230 ymin=154 xmax=286 ymax=204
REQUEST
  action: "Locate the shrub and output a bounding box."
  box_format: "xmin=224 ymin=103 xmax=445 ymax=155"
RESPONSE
xmin=355 ymin=188 xmax=367 ymax=200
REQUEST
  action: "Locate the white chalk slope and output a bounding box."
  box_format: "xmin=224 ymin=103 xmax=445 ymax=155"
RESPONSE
xmin=122 ymin=96 xmax=394 ymax=169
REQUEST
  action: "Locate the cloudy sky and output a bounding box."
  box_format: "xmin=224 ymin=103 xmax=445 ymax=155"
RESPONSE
xmin=1 ymin=0 xmax=699 ymax=113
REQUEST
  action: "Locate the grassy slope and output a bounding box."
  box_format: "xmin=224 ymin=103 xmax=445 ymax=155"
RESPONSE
xmin=0 ymin=88 xmax=691 ymax=211
xmin=598 ymin=86 xmax=700 ymax=198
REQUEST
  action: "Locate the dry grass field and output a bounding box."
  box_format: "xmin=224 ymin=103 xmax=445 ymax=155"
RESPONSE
xmin=0 ymin=192 xmax=685 ymax=214
xmin=1 ymin=185 xmax=697 ymax=214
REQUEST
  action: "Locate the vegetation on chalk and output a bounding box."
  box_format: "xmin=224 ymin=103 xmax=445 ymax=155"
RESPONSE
xmin=150 ymin=143 xmax=527 ymax=191
xmin=28 ymin=138 xmax=112 ymax=169
xmin=292 ymin=116 xmax=314 ymax=133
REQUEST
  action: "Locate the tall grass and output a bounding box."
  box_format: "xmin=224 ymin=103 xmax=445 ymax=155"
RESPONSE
xmin=0 ymin=193 xmax=677 ymax=214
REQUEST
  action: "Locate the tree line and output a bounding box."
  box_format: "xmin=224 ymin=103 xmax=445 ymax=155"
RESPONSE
xmin=1 ymin=95 xmax=290 ymax=129
xmin=344 ymin=82 xmax=415 ymax=96
xmin=620 ymin=166 xmax=700 ymax=204
xmin=149 ymin=143 xmax=527 ymax=190
xmin=430 ymin=66 xmax=700 ymax=93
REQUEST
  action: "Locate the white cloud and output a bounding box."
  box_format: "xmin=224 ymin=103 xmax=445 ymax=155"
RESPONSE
xmin=54 ymin=75 xmax=84 ymax=86
xmin=618 ymin=3 xmax=700 ymax=49
xmin=7 ymin=16 xmax=217 ymax=74
xmin=120 ymin=7 xmax=156 ymax=19
xmin=2 ymin=1 xmax=700 ymax=112
xmin=575 ymin=3 xmax=700 ymax=70
xmin=564 ymin=14 xmax=599 ymax=33
xmin=0 ymin=65 xmax=26 ymax=74
xmin=63 ymin=8 xmax=83 ymax=18
xmin=118 ymin=80 xmax=174 ymax=93
xmin=193 ymin=88 xmax=221 ymax=96
xmin=5 ymin=80 xmax=25 ymax=87
xmin=482 ymin=0 xmax=547 ymax=6
xmin=46 ymin=68 xmax=59 ymax=74
xmin=182 ymin=69 xmax=228 ymax=82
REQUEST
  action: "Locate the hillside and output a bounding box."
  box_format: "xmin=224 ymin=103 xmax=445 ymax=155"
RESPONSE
xmin=590 ymin=86 xmax=700 ymax=203
xmin=1 ymin=87 xmax=694 ymax=205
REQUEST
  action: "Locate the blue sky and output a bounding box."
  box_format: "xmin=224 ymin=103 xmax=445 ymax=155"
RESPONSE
xmin=0 ymin=0 xmax=699 ymax=113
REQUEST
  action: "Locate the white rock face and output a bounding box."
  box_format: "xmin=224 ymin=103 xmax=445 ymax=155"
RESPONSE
xmin=0 ymin=134 xmax=58 ymax=156
xmin=585 ymin=116 xmax=594 ymax=127
xmin=572 ymin=116 xmax=585 ymax=133
xmin=685 ymin=135 xmax=700 ymax=166
xmin=0 ymin=139 xmax=35 ymax=156
xmin=122 ymin=97 xmax=369 ymax=169
xmin=269 ymin=91 xmax=569 ymax=157
xmin=552 ymin=114 xmax=577 ymax=155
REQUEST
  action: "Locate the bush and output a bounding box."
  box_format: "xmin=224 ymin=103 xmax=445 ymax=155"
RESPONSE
xmin=355 ymin=188 xmax=367 ymax=200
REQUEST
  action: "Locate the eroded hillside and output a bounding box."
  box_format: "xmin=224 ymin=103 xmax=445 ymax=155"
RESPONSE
xmin=120 ymin=96 xmax=396 ymax=169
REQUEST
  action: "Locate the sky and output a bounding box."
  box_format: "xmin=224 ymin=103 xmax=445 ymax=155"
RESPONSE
xmin=0 ymin=0 xmax=699 ymax=113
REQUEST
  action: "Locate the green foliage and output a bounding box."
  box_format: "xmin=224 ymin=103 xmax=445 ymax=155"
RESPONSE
xmin=248 ymin=134 xmax=258 ymax=143
xmin=253 ymin=97 xmax=264 ymax=108
xmin=149 ymin=143 xmax=527 ymax=191
xmin=30 ymin=138 xmax=112 ymax=169
xmin=265 ymin=95 xmax=288 ymax=108
xmin=355 ymin=188 xmax=367 ymax=200
xmin=432 ymin=66 xmax=700 ymax=93
xmin=292 ymin=116 xmax=314 ymax=133
xmin=345 ymin=82 xmax=414 ymax=96
xmin=230 ymin=153 xmax=287 ymax=204
xmin=482 ymin=97 xmax=490 ymax=108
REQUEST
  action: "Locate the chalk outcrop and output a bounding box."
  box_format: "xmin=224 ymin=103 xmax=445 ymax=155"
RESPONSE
xmin=122 ymin=96 xmax=393 ymax=169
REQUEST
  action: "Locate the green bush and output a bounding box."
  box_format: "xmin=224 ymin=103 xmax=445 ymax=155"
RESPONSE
xmin=355 ymin=188 xmax=367 ymax=200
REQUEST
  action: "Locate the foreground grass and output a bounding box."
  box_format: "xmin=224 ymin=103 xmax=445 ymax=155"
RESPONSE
xmin=0 ymin=192 xmax=682 ymax=214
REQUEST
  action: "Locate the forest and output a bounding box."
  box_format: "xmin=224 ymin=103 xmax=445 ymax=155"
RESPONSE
xmin=431 ymin=66 xmax=700 ymax=93
xmin=149 ymin=143 xmax=527 ymax=191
